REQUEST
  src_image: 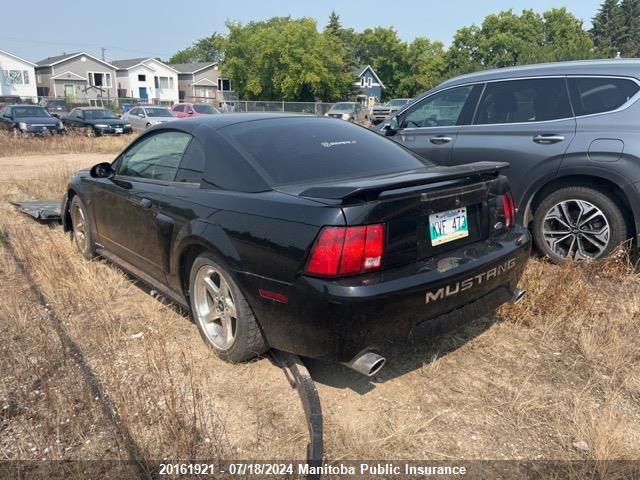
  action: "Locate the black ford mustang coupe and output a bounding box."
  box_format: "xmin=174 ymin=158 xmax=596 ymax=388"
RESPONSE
xmin=62 ymin=114 xmax=530 ymax=376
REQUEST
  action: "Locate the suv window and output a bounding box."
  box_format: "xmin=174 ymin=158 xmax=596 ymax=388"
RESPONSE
xmin=400 ymin=85 xmax=474 ymax=128
xmin=567 ymin=77 xmax=640 ymax=116
xmin=474 ymin=78 xmax=572 ymax=125
xmin=118 ymin=131 xmax=192 ymax=181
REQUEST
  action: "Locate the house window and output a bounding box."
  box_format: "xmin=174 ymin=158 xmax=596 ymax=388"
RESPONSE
xmin=88 ymin=72 xmax=112 ymax=88
xmin=360 ymin=77 xmax=365 ymax=87
xmin=138 ymin=74 xmax=146 ymax=81
xmin=218 ymin=78 xmax=231 ymax=91
xmin=156 ymin=76 xmax=170 ymax=89
xmin=366 ymin=77 xmax=372 ymax=88
xmin=2 ymin=70 xmax=30 ymax=85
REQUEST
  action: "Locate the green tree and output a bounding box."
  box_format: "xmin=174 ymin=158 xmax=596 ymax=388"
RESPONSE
xmin=168 ymin=33 xmax=226 ymax=64
xmin=396 ymin=38 xmax=446 ymax=97
xmin=221 ymin=17 xmax=353 ymax=101
xmin=444 ymin=8 xmax=595 ymax=76
xmin=620 ymin=0 xmax=640 ymax=56
xmin=591 ymin=0 xmax=624 ymax=57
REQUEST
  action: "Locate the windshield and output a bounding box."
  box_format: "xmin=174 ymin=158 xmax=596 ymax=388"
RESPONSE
xmin=220 ymin=117 xmax=430 ymax=186
xmin=146 ymin=108 xmax=173 ymax=118
xmin=12 ymin=107 xmax=51 ymax=118
xmin=331 ymin=103 xmax=356 ymax=112
xmin=193 ymin=104 xmax=220 ymax=114
xmin=84 ymin=109 xmax=119 ymax=120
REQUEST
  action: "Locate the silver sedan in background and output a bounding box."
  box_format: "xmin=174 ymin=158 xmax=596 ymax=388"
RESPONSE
xmin=122 ymin=106 xmax=175 ymax=131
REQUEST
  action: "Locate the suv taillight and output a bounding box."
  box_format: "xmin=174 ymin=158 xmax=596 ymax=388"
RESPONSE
xmin=305 ymin=224 xmax=385 ymax=277
xmin=501 ymin=192 xmax=516 ymax=230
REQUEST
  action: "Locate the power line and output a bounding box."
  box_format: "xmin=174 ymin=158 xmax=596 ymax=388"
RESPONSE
xmin=0 ymin=36 xmax=174 ymax=59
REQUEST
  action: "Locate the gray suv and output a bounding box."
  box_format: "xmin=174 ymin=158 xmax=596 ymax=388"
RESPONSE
xmin=378 ymin=60 xmax=640 ymax=262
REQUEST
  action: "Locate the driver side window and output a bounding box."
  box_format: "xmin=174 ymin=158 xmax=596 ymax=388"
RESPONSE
xmin=118 ymin=131 xmax=192 ymax=181
xmin=400 ymin=85 xmax=474 ymax=128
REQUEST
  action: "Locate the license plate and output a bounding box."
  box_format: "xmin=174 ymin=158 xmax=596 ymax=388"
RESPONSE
xmin=429 ymin=207 xmax=469 ymax=246
xmin=114 ymin=127 xmax=123 ymax=133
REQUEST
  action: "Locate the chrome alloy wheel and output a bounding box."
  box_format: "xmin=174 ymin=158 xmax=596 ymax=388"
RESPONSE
xmin=193 ymin=265 xmax=237 ymax=349
xmin=71 ymin=202 xmax=89 ymax=252
xmin=542 ymin=199 xmax=610 ymax=260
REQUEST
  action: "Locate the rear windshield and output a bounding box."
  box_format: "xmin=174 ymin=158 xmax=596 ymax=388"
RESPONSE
xmin=219 ymin=117 xmax=430 ymax=186
xmin=331 ymin=103 xmax=356 ymax=111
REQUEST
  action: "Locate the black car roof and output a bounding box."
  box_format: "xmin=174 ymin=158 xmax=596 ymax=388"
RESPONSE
xmin=149 ymin=112 xmax=313 ymax=132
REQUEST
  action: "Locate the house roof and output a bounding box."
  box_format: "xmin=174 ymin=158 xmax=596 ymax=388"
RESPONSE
xmin=169 ymin=62 xmax=216 ymax=74
xmin=111 ymin=57 xmax=179 ymax=73
xmin=0 ymin=49 xmax=36 ymax=67
xmin=356 ymin=65 xmax=385 ymax=89
xmin=36 ymin=52 xmax=116 ymax=69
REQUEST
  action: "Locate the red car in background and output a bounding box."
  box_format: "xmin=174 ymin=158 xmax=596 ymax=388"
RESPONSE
xmin=170 ymin=102 xmax=221 ymax=118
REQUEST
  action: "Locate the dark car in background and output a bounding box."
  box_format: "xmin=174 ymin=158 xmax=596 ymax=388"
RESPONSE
xmin=371 ymin=98 xmax=412 ymax=125
xmin=62 ymin=107 xmax=133 ymax=136
xmin=40 ymin=99 xmax=71 ymax=118
xmin=376 ymin=59 xmax=640 ymax=262
xmin=0 ymin=104 xmax=65 ymax=136
xmin=0 ymin=95 xmax=23 ymax=109
xmin=61 ymin=114 xmax=530 ymax=376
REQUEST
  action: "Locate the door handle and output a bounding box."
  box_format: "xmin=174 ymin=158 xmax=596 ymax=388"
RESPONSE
xmin=429 ymin=136 xmax=452 ymax=145
xmin=139 ymin=198 xmax=152 ymax=208
xmin=533 ymin=134 xmax=565 ymax=144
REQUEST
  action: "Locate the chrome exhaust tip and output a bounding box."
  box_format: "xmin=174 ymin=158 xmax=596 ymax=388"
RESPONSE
xmin=341 ymin=352 xmax=386 ymax=377
xmin=510 ymin=287 xmax=526 ymax=305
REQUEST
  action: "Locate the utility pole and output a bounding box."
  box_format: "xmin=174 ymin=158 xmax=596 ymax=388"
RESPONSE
xmin=101 ymin=48 xmax=106 ymax=61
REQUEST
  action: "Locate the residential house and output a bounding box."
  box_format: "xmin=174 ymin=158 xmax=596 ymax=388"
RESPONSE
xmin=0 ymin=49 xmax=37 ymax=100
xmin=35 ymin=52 xmax=117 ymax=103
xmin=353 ymin=65 xmax=385 ymax=107
xmin=169 ymin=62 xmax=235 ymax=104
xmin=111 ymin=58 xmax=179 ymax=105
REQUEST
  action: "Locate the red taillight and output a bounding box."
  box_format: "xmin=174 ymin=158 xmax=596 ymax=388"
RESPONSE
xmin=501 ymin=192 xmax=516 ymax=230
xmin=305 ymin=224 xmax=385 ymax=277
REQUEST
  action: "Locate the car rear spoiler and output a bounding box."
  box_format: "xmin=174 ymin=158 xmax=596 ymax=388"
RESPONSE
xmin=293 ymin=162 xmax=510 ymax=201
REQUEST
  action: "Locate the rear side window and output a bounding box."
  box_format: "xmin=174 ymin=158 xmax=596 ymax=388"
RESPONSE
xmin=175 ymin=137 xmax=205 ymax=183
xmin=474 ymin=78 xmax=573 ymax=125
xmin=567 ymin=77 xmax=639 ymax=116
xmin=220 ymin=117 xmax=430 ymax=186
xmin=173 ymin=105 xmax=185 ymax=112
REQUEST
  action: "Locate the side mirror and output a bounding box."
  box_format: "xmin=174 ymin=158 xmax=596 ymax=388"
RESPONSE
xmin=137 ymin=113 xmax=144 ymax=118
xmin=90 ymin=162 xmax=115 ymax=179
xmin=187 ymin=110 xmax=193 ymax=115
xmin=384 ymin=116 xmax=399 ymax=136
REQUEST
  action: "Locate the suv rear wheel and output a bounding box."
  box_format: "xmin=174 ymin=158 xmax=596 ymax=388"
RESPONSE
xmin=189 ymin=253 xmax=267 ymax=362
xmin=533 ymin=186 xmax=628 ymax=262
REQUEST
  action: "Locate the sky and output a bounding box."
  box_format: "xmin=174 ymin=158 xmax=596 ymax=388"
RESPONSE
xmin=1 ymin=0 xmax=603 ymax=64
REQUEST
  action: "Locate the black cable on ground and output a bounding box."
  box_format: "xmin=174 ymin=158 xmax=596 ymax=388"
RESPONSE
xmin=270 ymin=350 xmax=324 ymax=480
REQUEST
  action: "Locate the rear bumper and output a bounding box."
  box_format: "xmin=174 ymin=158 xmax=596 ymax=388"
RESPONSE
xmin=240 ymin=227 xmax=531 ymax=362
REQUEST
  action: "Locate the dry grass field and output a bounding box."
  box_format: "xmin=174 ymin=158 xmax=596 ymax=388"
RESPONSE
xmin=0 ymin=136 xmax=639 ymax=478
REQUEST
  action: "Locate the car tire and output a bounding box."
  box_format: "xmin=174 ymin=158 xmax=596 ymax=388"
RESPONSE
xmin=189 ymin=253 xmax=267 ymax=362
xmin=69 ymin=195 xmax=96 ymax=260
xmin=532 ymin=186 xmax=628 ymax=262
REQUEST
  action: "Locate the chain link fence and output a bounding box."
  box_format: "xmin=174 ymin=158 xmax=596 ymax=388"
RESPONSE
xmin=6 ymin=96 xmax=339 ymax=116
